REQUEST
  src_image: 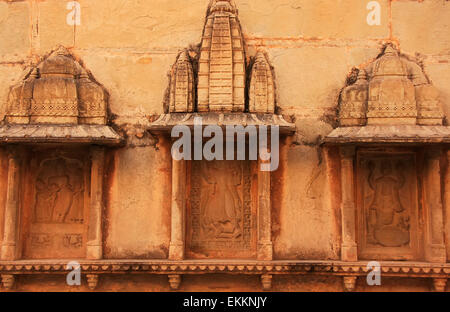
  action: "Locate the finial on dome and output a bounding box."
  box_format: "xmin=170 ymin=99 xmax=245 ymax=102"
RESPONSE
xmin=53 ymin=45 xmax=71 ymax=56
xmin=177 ymin=49 xmax=190 ymax=62
xmin=383 ymin=43 xmax=399 ymax=56
xmin=209 ymin=0 xmax=237 ymax=15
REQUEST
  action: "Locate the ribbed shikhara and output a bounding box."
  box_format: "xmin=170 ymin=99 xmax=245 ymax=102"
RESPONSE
xmin=198 ymin=0 xmax=245 ymax=112
xmin=249 ymin=52 xmax=275 ymax=113
xmin=169 ymin=51 xmax=194 ymax=113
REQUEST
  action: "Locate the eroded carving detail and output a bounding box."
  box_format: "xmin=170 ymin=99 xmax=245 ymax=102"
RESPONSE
xmin=249 ymin=52 xmax=275 ymax=114
xmin=25 ymin=153 xmax=87 ymax=259
xmin=189 ymin=160 xmax=253 ymax=257
xmin=198 ymin=0 xmax=245 ymax=112
xmin=169 ymin=50 xmax=194 ymax=113
xmin=33 ymin=157 xmax=84 ymax=224
xmin=358 ymin=153 xmax=419 ymax=260
xmin=366 ymin=160 xmax=410 ymax=248
xmin=6 ymin=46 xmax=108 ymax=125
xmin=338 ymin=43 xmax=444 ymax=126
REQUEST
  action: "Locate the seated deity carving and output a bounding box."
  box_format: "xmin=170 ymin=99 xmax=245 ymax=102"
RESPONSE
xmin=367 ymin=160 xmax=410 ymax=247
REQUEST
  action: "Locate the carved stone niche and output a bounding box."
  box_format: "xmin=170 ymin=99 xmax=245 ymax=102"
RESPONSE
xmin=186 ymin=160 xmax=257 ymax=259
xmin=150 ymin=0 xmax=295 ymax=260
xmin=356 ymin=150 xmax=421 ymax=260
xmin=325 ymin=43 xmax=449 ymax=264
xmin=0 ymin=46 xmax=123 ymax=261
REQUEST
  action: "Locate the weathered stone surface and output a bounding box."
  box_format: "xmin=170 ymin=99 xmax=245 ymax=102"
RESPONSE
xmin=392 ymin=0 xmax=450 ymax=55
xmin=239 ymin=0 xmax=389 ymax=39
xmin=38 ymin=0 xmax=75 ymax=51
xmin=0 ymin=1 xmax=30 ymax=60
xmin=75 ymin=0 xmax=205 ymax=50
xmin=105 ymin=146 xmax=171 ymax=259
xmin=0 ymin=0 xmax=449 ymax=292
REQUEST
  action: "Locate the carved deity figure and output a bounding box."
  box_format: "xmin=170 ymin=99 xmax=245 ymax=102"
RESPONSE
xmin=367 ymin=160 xmax=410 ymax=247
xmin=33 ymin=158 xmax=84 ymax=224
xmin=200 ymin=161 xmax=243 ymax=240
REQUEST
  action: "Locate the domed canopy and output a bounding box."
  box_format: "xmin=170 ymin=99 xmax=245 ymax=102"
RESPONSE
xmin=1 ymin=46 xmax=122 ymax=146
xmin=325 ymin=44 xmax=448 ymax=146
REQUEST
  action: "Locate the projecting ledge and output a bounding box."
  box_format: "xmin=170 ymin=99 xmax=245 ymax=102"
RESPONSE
xmin=323 ymin=125 xmax=450 ymax=145
xmin=148 ymin=113 xmax=296 ymax=135
xmin=0 ymin=124 xmax=124 ymax=146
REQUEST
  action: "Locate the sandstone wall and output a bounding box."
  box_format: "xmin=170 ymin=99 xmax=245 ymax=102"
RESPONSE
xmin=0 ymin=0 xmax=450 ymax=291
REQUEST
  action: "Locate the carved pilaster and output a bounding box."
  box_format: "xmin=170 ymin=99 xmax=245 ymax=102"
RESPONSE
xmin=445 ymin=150 xmax=450 ymax=262
xmin=343 ymin=276 xmax=357 ymax=292
xmin=424 ymin=149 xmax=446 ymax=263
xmin=1 ymin=147 xmax=22 ymax=260
xmin=87 ymin=147 xmax=105 ymax=260
xmin=168 ymin=274 xmax=181 ymax=290
xmin=261 ymin=274 xmax=272 ymax=291
xmin=86 ymin=274 xmax=99 ymax=290
xmin=257 ymin=157 xmax=273 ymax=260
xmin=339 ymin=146 xmax=357 ymax=261
xmin=1 ymin=274 xmax=15 ymax=290
xmin=169 ymin=158 xmax=186 ymax=260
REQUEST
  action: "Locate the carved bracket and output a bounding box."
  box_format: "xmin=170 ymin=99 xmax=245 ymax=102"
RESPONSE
xmin=86 ymin=274 xmax=99 ymax=290
xmin=168 ymin=274 xmax=182 ymax=290
xmin=1 ymin=274 xmax=15 ymax=290
xmin=343 ymin=276 xmax=357 ymax=292
xmin=261 ymin=274 xmax=272 ymax=291
xmin=433 ymin=278 xmax=447 ymax=292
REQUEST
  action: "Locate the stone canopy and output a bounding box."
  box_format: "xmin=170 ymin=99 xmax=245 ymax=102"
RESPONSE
xmin=0 ymin=46 xmax=122 ymax=146
xmin=150 ymin=0 xmax=294 ymax=132
xmin=325 ymin=43 xmax=449 ymax=145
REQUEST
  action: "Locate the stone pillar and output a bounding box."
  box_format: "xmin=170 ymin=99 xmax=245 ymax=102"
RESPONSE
xmin=339 ymin=146 xmax=357 ymax=261
xmin=424 ymin=149 xmax=446 ymax=263
xmin=0 ymin=147 xmax=21 ymax=260
xmin=169 ymin=158 xmax=186 ymax=260
xmin=444 ymin=150 xmax=450 ymax=262
xmin=257 ymin=157 xmax=273 ymax=260
xmin=86 ymin=147 xmax=105 ymax=260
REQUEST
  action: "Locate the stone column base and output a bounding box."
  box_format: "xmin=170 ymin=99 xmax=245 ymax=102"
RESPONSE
xmin=0 ymin=242 xmax=16 ymax=261
xmin=341 ymin=243 xmax=357 ymax=261
xmin=169 ymin=242 xmax=185 ymax=260
xmin=86 ymin=242 xmax=102 ymax=260
xmin=257 ymin=242 xmax=273 ymax=260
